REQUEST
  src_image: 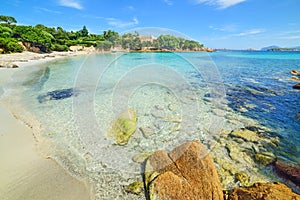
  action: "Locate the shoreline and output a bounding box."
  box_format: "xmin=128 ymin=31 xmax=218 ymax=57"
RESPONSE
xmin=0 ymin=50 xmax=95 ymax=68
xmin=0 ymin=54 xmax=92 ymax=200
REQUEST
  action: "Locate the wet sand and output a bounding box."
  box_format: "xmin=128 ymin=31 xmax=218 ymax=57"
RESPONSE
xmin=0 ymin=60 xmax=91 ymax=200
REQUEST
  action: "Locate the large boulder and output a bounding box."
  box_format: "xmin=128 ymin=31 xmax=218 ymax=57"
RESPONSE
xmin=272 ymin=160 xmax=300 ymax=190
xmin=228 ymin=182 xmax=300 ymax=200
xmin=22 ymin=42 xmax=48 ymax=53
xmin=145 ymin=141 xmax=223 ymax=200
xmin=108 ymin=109 xmax=137 ymax=145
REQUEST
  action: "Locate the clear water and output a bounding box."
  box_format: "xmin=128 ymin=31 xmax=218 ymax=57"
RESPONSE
xmin=1 ymin=51 xmax=300 ymax=199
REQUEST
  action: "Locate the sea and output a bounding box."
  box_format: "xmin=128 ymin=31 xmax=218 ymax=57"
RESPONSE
xmin=1 ymin=50 xmax=300 ymax=199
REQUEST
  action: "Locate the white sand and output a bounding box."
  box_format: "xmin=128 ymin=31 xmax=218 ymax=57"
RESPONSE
xmin=0 ymin=58 xmax=91 ymax=200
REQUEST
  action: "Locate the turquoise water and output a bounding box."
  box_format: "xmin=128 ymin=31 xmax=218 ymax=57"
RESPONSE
xmin=2 ymin=51 xmax=300 ymax=199
xmin=212 ymin=51 xmax=300 ymax=162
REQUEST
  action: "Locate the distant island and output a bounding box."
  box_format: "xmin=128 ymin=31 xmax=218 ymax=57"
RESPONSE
xmin=261 ymin=45 xmax=300 ymax=52
xmin=0 ymin=15 xmax=214 ymax=54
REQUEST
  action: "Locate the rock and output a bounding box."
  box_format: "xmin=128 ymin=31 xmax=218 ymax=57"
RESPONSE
xmin=272 ymin=160 xmax=300 ymax=186
xmin=230 ymin=128 xmax=260 ymax=143
xmin=148 ymin=171 xmax=190 ymax=200
xmin=132 ymin=152 xmax=153 ymax=163
xmin=215 ymin=157 xmax=239 ymax=175
xmin=0 ymin=62 xmax=19 ymax=68
xmin=291 ymin=69 xmax=300 ymax=76
xmin=69 ymin=45 xmax=84 ymax=52
xmin=125 ymin=181 xmax=144 ymax=195
xmin=37 ymin=88 xmax=78 ymax=103
xmin=255 ymin=152 xmax=276 ymax=165
xmin=170 ymin=123 xmax=180 ymax=132
xmin=11 ymin=64 xmax=18 ymax=68
xmin=235 ymin=172 xmax=250 ymax=186
xmin=164 ymin=114 xmax=182 ymax=123
xmin=228 ymin=182 xmax=300 ymax=200
xmin=293 ymin=83 xmax=300 ymax=90
xmin=291 ymin=76 xmax=300 ymax=81
xmin=145 ymin=141 xmax=223 ymax=200
xmin=22 ymin=42 xmax=48 ymax=53
xmin=139 ymin=126 xmax=154 ymax=138
xmin=108 ymin=109 xmax=137 ymax=145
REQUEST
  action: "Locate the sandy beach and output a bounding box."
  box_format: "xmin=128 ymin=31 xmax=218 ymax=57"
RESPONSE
xmin=0 ymin=53 xmax=91 ymax=200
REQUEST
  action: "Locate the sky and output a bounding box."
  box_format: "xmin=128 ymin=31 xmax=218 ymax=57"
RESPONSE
xmin=0 ymin=0 xmax=300 ymax=49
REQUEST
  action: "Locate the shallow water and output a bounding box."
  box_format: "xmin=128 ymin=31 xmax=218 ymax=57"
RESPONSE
xmin=1 ymin=51 xmax=300 ymax=199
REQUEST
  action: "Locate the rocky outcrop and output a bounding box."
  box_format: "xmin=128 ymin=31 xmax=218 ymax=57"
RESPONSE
xmin=22 ymin=42 xmax=48 ymax=53
xmin=272 ymin=160 xmax=300 ymax=191
xmin=108 ymin=109 xmax=137 ymax=145
xmin=293 ymin=83 xmax=300 ymax=90
xmin=228 ymin=182 xmax=300 ymax=200
xmin=145 ymin=141 xmax=223 ymax=200
xmin=69 ymin=45 xmax=84 ymax=52
xmin=210 ymin=126 xmax=279 ymax=189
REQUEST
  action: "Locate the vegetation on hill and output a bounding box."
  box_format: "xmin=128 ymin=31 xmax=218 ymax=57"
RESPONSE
xmin=0 ymin=15 xmax=205 ymax=54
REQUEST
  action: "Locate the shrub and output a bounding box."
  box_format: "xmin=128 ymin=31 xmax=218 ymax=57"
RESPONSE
xmin=51 ymin=44 xmax=68 ymax=51
xmin=6 ymin=41 xmax=24 ymax=53
xmin=0 ymin=38 xmax=24 ymax=53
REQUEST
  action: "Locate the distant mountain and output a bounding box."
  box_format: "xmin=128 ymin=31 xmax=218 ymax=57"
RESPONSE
xmin=261 ymin=45 xmax=280 ymax=51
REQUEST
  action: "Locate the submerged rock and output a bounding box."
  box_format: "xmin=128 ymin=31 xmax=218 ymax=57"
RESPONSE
xmin=228 ymin=182 xmax=300 ymax=200
xmin=37 ymin=88 xmax=78 ymax=103
xmin=293 ymin=83 xmax=300 ymax=90
xmin=230 ymin=128 xmax=261 ymax=143
xmin=132 ymin=152 xmax=154 ymax=163
xmin=255 ymin=152 xmax=276 ymax=165
xmin=125 ymin=181 xmax=144 ymax=195
xmin=272 ymin=160 xmax=300 ymax=187
xmin=235 ymin=172 xmax=250 ymax=187
xmin=139 ymin=126 xmax=154 ymax=138
xmin=145 ymin=141 xmax=223 ymax=200
xmin=108 ymin=109 xmax=137 ymax=145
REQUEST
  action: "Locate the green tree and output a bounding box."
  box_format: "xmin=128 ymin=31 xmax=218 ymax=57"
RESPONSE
xmin=81 ymin=25 xmax=89 ymax=37
xmin=0 ymin=25 xmax=13 ymax=38
xmin=0 ymin=15 xmax=17 ymax=24
xmin=121 ymin=33 xmax=142 ymax=50
xmin=97 ymin=41 xmax=113 ymax=51
xmin=103 ymin=30 xmax=119 ymax=45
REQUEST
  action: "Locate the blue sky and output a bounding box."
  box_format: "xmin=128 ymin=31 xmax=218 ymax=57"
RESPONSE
xmin=1 ymin=0 xmax=299 ymax=49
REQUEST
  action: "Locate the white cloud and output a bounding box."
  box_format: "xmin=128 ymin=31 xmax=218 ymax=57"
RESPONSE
xmin=59 ymin=0 xmax=83 ymax=10
xmin=209 ymin=24 xmax=237 ymax=32
xmin=195 ymin=0 xmax=246 ymax=9
xmin=164 ymin=0 xmax=173 ymax=5
xmin=233 ymin=29 xmax=265 ymax=36
xmin=281 ymin=30 xmax=300 ymax=35
xmin=127 ymin=6 xmax=135 ymax=10
xmin=280 ymin=36 xmax=300 ymax=40
xmin=107 ymin=18 xmax=139 ymax=28
xmin=35 ymin=7 xmax=62 ymax=14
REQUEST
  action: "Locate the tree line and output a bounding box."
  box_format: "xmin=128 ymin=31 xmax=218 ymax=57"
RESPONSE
xmin=0 ymin=15 xmax=205 ymax=54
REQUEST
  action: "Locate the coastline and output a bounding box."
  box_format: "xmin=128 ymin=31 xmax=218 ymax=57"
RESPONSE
xmin=0 ymin=50 xmax=94 ymax=68
xmin=0 ymin=53 xmax=91 ymax=200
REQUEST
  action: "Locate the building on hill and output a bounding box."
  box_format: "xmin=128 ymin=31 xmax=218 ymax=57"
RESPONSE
xmin=138 ymin=35 xmax=156 ymax=42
